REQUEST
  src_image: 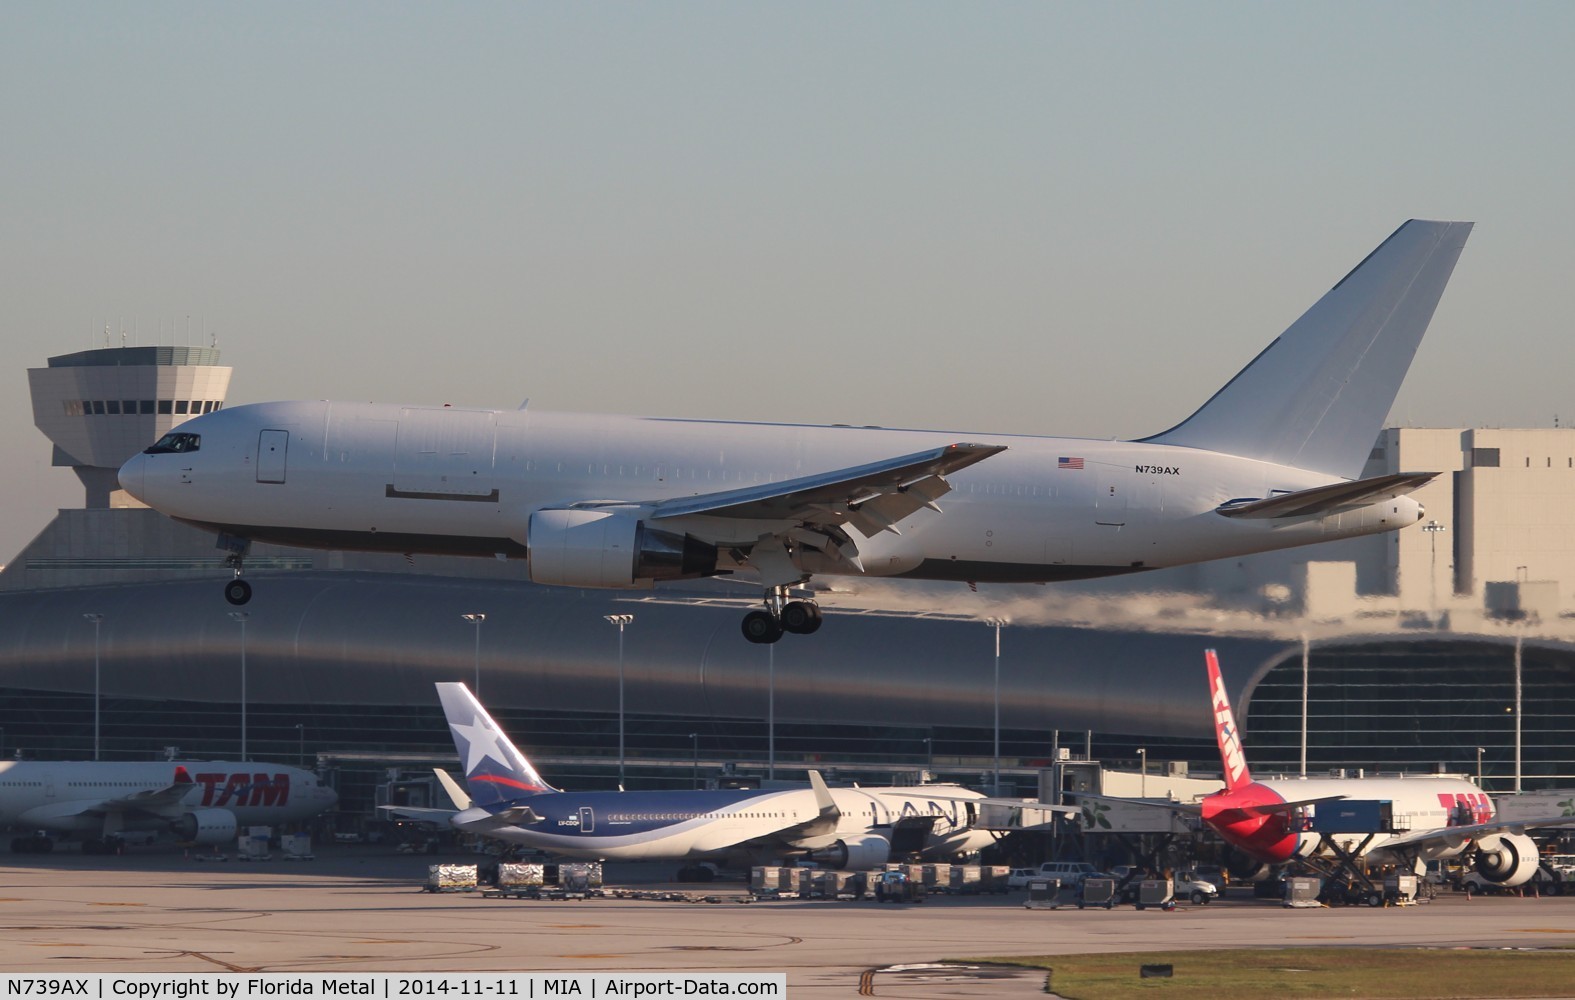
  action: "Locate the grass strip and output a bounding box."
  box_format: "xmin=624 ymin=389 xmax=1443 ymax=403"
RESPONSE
xmin=959 ymin=947 xmax=1575 ymax=999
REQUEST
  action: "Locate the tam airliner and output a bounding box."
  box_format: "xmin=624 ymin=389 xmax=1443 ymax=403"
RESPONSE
xmin=1112 ymin=651 xmax=1570 ymax=892
xmin=1 ymin=760 xmax=337 ymax=854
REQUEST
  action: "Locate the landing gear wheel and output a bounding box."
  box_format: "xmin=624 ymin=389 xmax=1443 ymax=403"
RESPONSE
xmin=224 ymin=578 xmax=253 ymax=606
xmin=741 ymin=611 xmax=784 ymax=644
xmin=780 ymin=601 xmax=822 ymax=634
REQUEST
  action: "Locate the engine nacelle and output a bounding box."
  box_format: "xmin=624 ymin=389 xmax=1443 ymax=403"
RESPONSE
xmin=526 ymin=509 xmax=718 ymax=589
xmin=174 ymin=809 xmax=239 ymax=846
xmin=1473 ymin=832 xmax=1540 ymax=887
xmin=806 ymin=833 xmax=892 ymax=870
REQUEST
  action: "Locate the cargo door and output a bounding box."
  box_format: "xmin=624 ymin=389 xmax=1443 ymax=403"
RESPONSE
xmin=578 ymin=806 xmax=595 ymax=833
xmin=257 ymin=430 xmax=288 ymax=484
xmin=392 ymin=407 xmax=498 ymax=498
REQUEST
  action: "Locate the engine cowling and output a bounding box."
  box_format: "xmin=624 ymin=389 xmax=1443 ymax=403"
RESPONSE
xmin=526 ymin=509 xmax=718 ymax=588
xmin=174 ymin=809 xmax=239 ymax=846
xmin=806 ymin=834 xmax=892 ymax=870
xmin=1473 ymin=832 xmax=1540 ymax=887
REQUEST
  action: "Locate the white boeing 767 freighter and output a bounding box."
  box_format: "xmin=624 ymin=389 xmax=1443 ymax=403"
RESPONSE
xmin=119 ymin=220 xmax=1472 ymax=642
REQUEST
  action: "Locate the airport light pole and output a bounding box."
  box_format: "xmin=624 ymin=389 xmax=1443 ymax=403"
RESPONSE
xmin=1476 ymin=746 xmax=1485 ymax=788
xmin=1423 ymin=520 xmax=1447 ymax=614
xmin=1138 ymin=748 xmax=1147 ymax=797
xmin=83 ymin=613 xmax=104 ymax=760
xmin=461 ymin=613 xmax=486 ymax=695
xmin=923 ymin=737 xmax=933 ymax=778
xmin=229 ymin=611 xmax=249 ymax=761
xmin=1514 ymin=633 xmax=1523 ymax=793
xmin=767 ymin=642 xmax=775 ymax=781
xmin=296 ymin=723 xmax=305 ymax=767
xmin=689 ymin=733 xmax=699 ymax=790
xmin=605 ymin=614 xmax=634 ymax=789
xmin=983 ymin=617 xmax=1008 ymax=794
xmin=1300 ymin=634 xmax=1310 ymax=778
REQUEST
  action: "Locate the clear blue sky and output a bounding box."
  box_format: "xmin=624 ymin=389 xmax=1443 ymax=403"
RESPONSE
xmin=3 ymin=2 xmax=1573 ymax=563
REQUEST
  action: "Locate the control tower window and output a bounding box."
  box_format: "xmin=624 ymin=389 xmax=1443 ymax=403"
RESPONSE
xmin=158 ymin=400 xmax=173 ymax=415
xmin=144 ymin=432 xmax=201 ymax=455
xmin=175 ymin=400 xmax=189 ymax=414
xmin=106 ymin=401 xmax=121 ymax=414
xmin=139 ymin=400 xmax=155 ymax=414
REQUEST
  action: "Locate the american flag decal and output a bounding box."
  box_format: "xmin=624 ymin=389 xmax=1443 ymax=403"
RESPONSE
xmin=1058 ymin=456 xmax=1084 ymax=470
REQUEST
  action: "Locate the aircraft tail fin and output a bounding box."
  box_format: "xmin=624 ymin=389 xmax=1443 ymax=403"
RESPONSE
xmin=435 ymin=682 xmax=559 ymax=808
xmin=1206 ymin=649 xmax=1253 ymax=792
xmin=1140 ymin=220 xmax=1472 ymax=479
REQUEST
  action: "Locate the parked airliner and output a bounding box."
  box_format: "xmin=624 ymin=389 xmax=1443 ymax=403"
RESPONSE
xmin=390 ymin=682 xmax=992 ymax=877
xmin=119 ymin=220 xmax=1472 ymax=642
xmin=0 ymin=760 xmax=336 ymax=854
xmin=1099 ymin=651 xmax=1567 ymax=894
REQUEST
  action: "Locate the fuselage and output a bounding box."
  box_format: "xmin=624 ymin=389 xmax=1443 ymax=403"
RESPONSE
xmin=1203 ymin=775 xmax=1491 ymax=866
xmin=119 ymin=400 xmax=1423 ymax=584
xmin=0 ymin=761 xmax=337 ymax=834
xmin=463 ymin=784 xmax=989 ymax=862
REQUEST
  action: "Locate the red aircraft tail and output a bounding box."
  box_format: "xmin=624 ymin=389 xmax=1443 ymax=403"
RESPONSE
xmin=1206 ymin=649 xmax=1252 ymax=792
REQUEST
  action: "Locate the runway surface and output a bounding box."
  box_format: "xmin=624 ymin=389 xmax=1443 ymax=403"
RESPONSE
xmin=2 ymin=848 xmax=1574 ymax=997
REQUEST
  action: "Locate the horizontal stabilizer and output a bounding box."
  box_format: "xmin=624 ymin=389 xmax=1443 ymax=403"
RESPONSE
xmin=1231 ymin=794 xmax=1348 ymax=816
xmin=1069 ymin=792 xmax=1203 ymax=816
xmin=1216 ymin=472 xmax=1437 ymax=519
xmin=379 ymin=804 xmax=459 ymax=824
xmin=453 ymin=804 xmax=545 ymax=831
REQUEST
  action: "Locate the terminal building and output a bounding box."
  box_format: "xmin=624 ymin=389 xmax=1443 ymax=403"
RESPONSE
xmin=3 ymin=346 xmax=1575 ymax=820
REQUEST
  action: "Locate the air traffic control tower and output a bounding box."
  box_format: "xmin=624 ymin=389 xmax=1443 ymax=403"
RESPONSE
xmin=28 ymin=346 xmax=231 ymax=508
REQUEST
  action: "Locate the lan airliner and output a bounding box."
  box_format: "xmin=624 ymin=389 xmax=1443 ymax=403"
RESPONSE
xmin=119 ymin=220 xmax=1472 ymax=642
xmin=388 ymin=682 xmax=993 ymax=876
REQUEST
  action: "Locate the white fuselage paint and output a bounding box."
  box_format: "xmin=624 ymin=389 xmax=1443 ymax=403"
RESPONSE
xmin=120 ymin=401 xmax=1425 ymax=583
xmin=1259 ymin=775 xmax=1490 ymax=864
xmin=471 ymin=785 xmax=991 ymax=862
xmin=0 ymin=761 xmax=338 ymax=835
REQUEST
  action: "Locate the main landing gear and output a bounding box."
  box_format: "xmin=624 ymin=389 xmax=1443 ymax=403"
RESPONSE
xmin=221 ymin=535 xmax=253 ymax=606
xmin=741 ymin=586 xmax=822 ymax=644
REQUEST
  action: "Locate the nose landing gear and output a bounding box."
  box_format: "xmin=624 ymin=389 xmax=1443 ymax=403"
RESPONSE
xmin=741 ymin=587 xmax=823 ymax=644
xmin=220 ymin=535 xmax=253 ymax=606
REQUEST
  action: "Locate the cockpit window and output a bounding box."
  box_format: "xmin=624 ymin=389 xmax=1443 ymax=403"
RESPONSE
xmin=144 ymin=432 xmax=201 ymax=454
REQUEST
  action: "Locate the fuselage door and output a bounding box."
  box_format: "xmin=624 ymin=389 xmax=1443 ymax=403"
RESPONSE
xmin=578 ymin=806 xmax=595 ymax=833
xmin=257 ymin=430 xmax=289 ymax=484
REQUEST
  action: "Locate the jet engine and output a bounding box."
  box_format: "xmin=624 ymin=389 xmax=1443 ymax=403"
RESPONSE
xmin=526 ymin=509 xmax=718 ymax=588
xmin=1473 ymin=832 xmax=1540 ymax=887
xmin=806 ymin=833 xmax=892 ymax=870
xmin=173 ymin=809 xmax=239 ymax=846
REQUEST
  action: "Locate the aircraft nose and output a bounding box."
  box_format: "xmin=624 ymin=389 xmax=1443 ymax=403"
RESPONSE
xmin=118 ymin=452 xmax=147 ymax=502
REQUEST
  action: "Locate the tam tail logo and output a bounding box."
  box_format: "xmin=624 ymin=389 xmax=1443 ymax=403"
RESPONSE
xmin=1206 ymin=649 xmax=1251 ymax=790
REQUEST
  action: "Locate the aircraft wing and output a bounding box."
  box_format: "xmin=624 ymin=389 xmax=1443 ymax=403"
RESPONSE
xmin=1216 ymin=472 xmax=1438 ymax=519
xmin=648 ymin=442 xmax=1005 ymax=533
xmin=1383 ymin=815 xmax=1575 ymax=853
